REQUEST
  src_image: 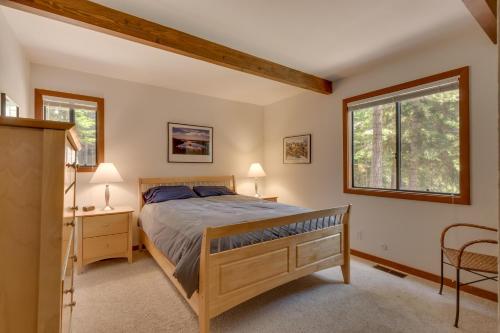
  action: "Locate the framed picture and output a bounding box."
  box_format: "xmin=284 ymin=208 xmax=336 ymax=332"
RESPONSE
xmin=283 ymin=134 xmax=311 ymax=164
xmin=1 ymin=93 xmax=19 ymax=117
xmin=168 ymin=122 xmax=213 ymax=163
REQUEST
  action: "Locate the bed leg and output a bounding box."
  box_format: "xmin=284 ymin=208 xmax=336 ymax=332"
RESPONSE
xmin=199 ymin=313 xmax=210 ymax=333
xmin=341 ymin=205 xmax=351 ymax=284
xmin=341 ymin=263 xmax=350 ymax=284
xmin=137 ymin=228 xmax=145 ymax=251
xmin=199 ymin=229 xmax=211 ymax=333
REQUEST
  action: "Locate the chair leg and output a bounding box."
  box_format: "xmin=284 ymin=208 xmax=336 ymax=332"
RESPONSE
xmin=439 ymin=250 xmax=444 ymax=295
xmin=454 ymin=268 xmax=460 ymax=328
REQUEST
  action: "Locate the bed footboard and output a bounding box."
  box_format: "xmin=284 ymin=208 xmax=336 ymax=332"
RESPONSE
xmin=198 ymin=205 xmax=351 ymax=332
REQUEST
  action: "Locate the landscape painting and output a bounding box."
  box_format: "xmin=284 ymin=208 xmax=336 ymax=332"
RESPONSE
xmin=168 ymin=122 xmax=213 ymax=163
xmin=283 ymin=134 xmax=311 ymax=164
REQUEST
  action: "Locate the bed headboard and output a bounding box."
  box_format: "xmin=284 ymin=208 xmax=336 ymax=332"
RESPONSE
xmin=138 ymin=175 xmax=236 ymax=208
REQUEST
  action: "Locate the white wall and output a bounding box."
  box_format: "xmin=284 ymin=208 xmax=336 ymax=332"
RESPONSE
xmin=30 ymin=64 xmax=265 ymax=242
xmin=0 ymin=10 xmax=30 ymax=116
xmin=264 ymin=27 xmax=498 ymax=291
xmin=26 ymin=21 xmax=497 ymax=293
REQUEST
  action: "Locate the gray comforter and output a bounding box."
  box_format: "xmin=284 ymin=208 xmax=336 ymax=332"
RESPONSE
xmin=139 ymin=195 xmax=309 ymax=297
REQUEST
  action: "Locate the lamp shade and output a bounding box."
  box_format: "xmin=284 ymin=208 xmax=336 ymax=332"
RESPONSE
xmin=90 ymin=163 xmax=123 ymax=184
xmin=247 ymin=163 xmax=266 ymax=178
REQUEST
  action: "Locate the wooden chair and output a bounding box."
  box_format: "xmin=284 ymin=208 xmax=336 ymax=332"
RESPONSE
xmin=439 ymin=223 xmax=498 ymax=327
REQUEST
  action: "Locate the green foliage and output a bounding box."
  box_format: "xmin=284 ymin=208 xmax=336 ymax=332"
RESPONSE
xmin=400 ymin=91 xmax=459 ymax=193
xmin=74 ymin=109 xmax=97 ymax=166
xmin=45 ymin=106 xmax=97 ymax=166
xmin=352 ymin=90 xmax=459 ymax=194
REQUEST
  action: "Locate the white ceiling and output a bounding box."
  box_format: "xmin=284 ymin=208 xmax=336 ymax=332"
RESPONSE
xmin=1 ymin=1 xmax=474 ymax=105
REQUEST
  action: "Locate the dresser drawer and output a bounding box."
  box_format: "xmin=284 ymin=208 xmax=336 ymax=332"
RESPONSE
xmin=83 ymin=233 xmax=128 ymax=262
xmin=61 ymin=260 xmax=75 ymax=333
xmin=62 ymin=217 xmax=74 ymax=241
xmin=61 ymin=298 xmax=73 ymax=333
xmin=65 ymin=137 xmax=77 ymax=164
xmin=62 ymin=249 xmax=74 ymax=290
xmin=63 ymin=189 xmax=76 ymax=217
xmin=62 ymin=230 xmax=75 ymax=279
xmin=82 ymin=213 xmax=129 ymax=238
xmin=64 ymin=164 xmax=76 ymax=192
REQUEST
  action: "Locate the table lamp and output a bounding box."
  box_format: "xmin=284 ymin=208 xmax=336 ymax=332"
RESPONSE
xmin=247 ymin=162 xmax=266 ymax=197
xmin=90 ymin=162 xmax=123 ymax=210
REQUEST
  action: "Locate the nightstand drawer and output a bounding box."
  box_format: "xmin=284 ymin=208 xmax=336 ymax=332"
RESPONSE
xmin=83 ymin=213 xmax=128 ymax=238
xmin=83 ymin=233 xmax=128 ymax=261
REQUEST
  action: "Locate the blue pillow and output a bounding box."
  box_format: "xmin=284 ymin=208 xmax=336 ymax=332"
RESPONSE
xmin=143 ymin=185 xmax=198 ymax=204
xmin=193 ymin=186 xmax=236 ymax=197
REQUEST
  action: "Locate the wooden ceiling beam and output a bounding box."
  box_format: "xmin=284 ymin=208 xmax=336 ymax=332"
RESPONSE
xmin=0 ymin=0 xmax=332 ymax=94
xmin=462 ymin=0 xmax=497 ymax=44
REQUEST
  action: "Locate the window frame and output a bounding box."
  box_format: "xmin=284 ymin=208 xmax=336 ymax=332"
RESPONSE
xmin=35 ymin=88 xmax=105 ymax=172
xmin=343 ymin=67 xmax=470 ymax=205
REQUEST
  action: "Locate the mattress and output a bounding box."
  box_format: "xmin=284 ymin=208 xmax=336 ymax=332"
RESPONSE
xmin=139 ymin=194 xmax=310 ymax=297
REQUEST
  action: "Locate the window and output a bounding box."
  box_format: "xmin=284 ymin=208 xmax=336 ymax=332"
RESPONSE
xmin=35 ymin=89 xmax=104 ymax=172
xmin=343 ymin=67 xmax=469 ymax=204
xmin=1 ymin=93 xmax=19 ymax=117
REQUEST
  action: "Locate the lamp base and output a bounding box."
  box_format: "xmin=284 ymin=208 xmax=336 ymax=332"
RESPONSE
xmin=103 ymin=184 xmax=114 ymax=211
xmin=254 ymin=177 xmax=262 ymax=198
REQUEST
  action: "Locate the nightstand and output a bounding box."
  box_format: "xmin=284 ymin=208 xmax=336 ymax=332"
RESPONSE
xmin=261 ymin=196 xmax=278 ymax=202
xmin=76 ymin=207 xmax=134 ymax=273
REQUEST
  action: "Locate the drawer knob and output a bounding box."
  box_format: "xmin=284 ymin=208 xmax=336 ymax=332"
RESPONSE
xmin=70 ymin=206 xmax=79 ymax=211
xmin=64 ymin=288 xmax=74 ymax=294
xmin=64 ymin=221 xmax=75 ymax=227
xmin=65 ymin=162 xmax=79 ymax=169
xmin=64 ymin=301 xmax=76 ymax=308
xmin=71 ymin=255 xmax=78 ymax=263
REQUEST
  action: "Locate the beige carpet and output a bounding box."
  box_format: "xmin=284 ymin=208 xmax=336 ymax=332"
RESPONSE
xmin=72 ymin=252 xmax=497 ymax=333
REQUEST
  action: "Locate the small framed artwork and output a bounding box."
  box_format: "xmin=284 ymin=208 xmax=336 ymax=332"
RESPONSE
xmin=1 ymin=93 xmax=19 ymax=117
xmin=283 ymin=134 xmax=311 ymax=164
xmin=168 ymin=122 xmax=213 ymax=163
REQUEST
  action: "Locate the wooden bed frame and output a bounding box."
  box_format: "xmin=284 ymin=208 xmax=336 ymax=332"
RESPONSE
xmin=138 ymin=176 xmax=351 ymax=333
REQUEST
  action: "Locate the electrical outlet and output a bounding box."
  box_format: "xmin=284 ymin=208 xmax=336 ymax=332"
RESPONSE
xmin=356 ymin=231 xmax=363 ymax=240
xmin=380 ymin=244 xmax=388 ymax=251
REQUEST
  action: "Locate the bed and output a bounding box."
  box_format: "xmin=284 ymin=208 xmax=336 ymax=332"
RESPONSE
xmin=138 ymin=176 xmax=351 ymax=333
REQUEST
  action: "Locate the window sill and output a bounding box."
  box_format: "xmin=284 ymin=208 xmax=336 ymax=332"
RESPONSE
xmin=343 ymin=187 xmax=470 ymax=205
xmin=77 ymin=166 xmax=98 ymax=173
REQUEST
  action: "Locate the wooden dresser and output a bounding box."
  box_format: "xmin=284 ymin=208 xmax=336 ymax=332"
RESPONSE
xmin=0 ymin=117 xmax=81 ymax=333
